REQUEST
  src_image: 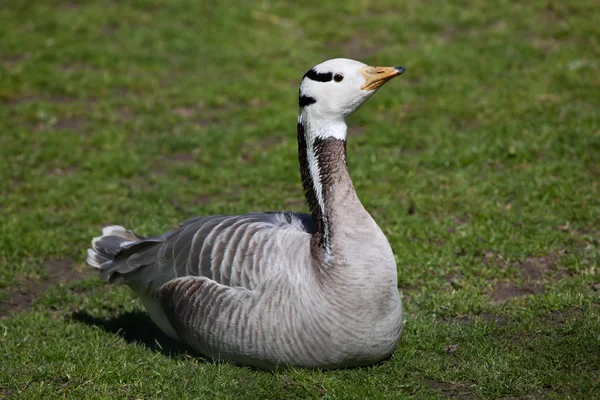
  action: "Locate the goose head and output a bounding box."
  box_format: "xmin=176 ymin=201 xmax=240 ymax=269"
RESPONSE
xmin=299 ymin=58 xmax=405 ymax=122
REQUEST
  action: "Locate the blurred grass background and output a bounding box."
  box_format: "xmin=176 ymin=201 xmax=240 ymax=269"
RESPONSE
xmin=0 ymin=0 xmax=599 ymax=398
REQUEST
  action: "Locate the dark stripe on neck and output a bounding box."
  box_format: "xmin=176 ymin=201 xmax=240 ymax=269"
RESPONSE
xmin=299 ymin=95 xmax=316 ymax=108
xmin=298 ymin=122 xmax=348 ymax=250
xmin=297 ymin=122 xmax=323 ymax=237
xmin=303 ymin=68 xmax=333 ymax=82
xmin=313 ymin=137 xmax=348 ymax=190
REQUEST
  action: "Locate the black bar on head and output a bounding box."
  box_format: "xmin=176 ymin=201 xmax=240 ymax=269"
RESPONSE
xmin=299 ymin=95 xmax=317 ymax=107
xmin=303 ymin=69 xmax=333 ymax=82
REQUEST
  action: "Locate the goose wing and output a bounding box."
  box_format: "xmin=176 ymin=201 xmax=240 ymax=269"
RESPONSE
xmin=98 ymin=212 xmax=315 ymax=294
xmin=156 ymin=273 xmax=310 ymax=369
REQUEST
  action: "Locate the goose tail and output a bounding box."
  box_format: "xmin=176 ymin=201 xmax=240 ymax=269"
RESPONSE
xmin=86 ymin=225 xmax=143 ymax=270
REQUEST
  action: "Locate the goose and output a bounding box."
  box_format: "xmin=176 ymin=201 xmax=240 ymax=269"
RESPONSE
xmin=86 ymin=58 xmax=406 ymax=369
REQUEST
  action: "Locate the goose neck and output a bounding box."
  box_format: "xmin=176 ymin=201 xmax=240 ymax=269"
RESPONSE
xmin=297 ymin=113 xmax=369 ymax=259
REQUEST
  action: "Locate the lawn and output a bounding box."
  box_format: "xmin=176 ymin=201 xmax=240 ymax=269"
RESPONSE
xmin=1 ymin=0 xmax=599 ymax=398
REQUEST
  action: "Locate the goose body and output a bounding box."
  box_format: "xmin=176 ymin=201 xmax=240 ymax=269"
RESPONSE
xmin=87 ymin=58 xmax=405 ymax=369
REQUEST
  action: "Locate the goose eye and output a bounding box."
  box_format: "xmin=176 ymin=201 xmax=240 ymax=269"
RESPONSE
xmin=333 ymin=74 xmax=344 ymax=82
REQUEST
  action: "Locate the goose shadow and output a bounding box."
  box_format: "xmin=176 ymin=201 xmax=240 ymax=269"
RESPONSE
xmin=71 ymin=310 xmax=206 ymax=360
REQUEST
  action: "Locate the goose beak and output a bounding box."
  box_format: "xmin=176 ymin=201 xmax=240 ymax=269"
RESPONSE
xmin=360 ymin=65 xmax=405 ymax=91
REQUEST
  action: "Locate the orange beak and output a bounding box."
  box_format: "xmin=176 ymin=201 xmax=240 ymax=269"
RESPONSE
xmin=359 ymin=65 xmax=405 ymax=91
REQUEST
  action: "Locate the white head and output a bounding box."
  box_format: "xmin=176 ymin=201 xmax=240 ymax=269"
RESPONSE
xmin=298 ymin=58 xmax=405 ymax=122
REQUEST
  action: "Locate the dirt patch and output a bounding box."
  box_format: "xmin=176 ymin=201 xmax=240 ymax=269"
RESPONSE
xmin=542 ymin=308 xmax=582 ymax=327
xmin=451 ymin=117 xmax=481 ymax=131
xmin=239 ymin=136 xmax=287 ymax=164
xmin=485 ymin=253 xmax=567 ymax=303
xmin=165 ymin=153 xmax=196 ymax=164
xmin=172 ymin=101 xmax=240 ymax=128
xmin=193 ymin=195 xmax=212 ymax=206
xmin=347 ymin=126 xmax=365 ymax=138
xmin=2 ymin=94 xmax=77 ymax=106
xmin=258 ymin=135 xmax=286 ymax=149
xmin=327 ymin=33 xmax=386 ymax=60
xmin=537 ymin=4 xmax=566 ymax=23
xmin=280 ymin=374 xmax=296 ymax=387
xmin=170 ymin=196 xmax=211 ymax=216
xmin=0 ymin=388 xmax=14 ymax=399
xmin=0 ymin=52 xmax=29 ymax=64
xmin=172 ymin=186 xmax=247 ymax=214
xmin=465 ymin=20 xmax=507 ymax=39
xmin=248 ymin=97 xmax=268 ymax=109
xmin=443 ymin=272 xmax=464 ymax=291
xmin=46 ymin=166 xmax=79 ymax=177
xmin=440 ymin=26 xmax=457 ymax=44
xmin=113 ymin=87 xmax=137 ymax=100
xmin=196 ymin=118 xmax=215 ymax=127
xmin=480 ymin=314 xmax=509 ymax=326
xmin=52 ymin=117 xmax=87 ymax=131
xmin=62 ymin=62 xmax=97 ymax=73
xmin=58 ymin=1 xmax=81 ymax=10
xmin=451 ymin=315 xmax=472 ymax=325
xmin=116 ymin=106 xmax=135 ymax=121
xmin=119 ymin=176 xmax=152 ymax=194
xmin=447 ymin=214 xmax=473 ymax=233
xmin=445 ymin=344 xmax=459 ymax=353
xmin=481 ymin=251 xmax=505 ymax=267
xmin=0 ymin=259 xmax=90 ymax=319
xmin=239 ymin=150 xmax=255 ymax=164
xmin=426 ymin=379 xmax=475 ymax=398
xmin=402 ymin=78 xmax=422 ymax=88
xmin=284 ymin=196 xmax=305 ymax=210
xmin=558 ymin=223 xmax=599 ymax=239
xmin=172 ymin=107 xmax=195 ymax=118
xmin=531 ymin=38 xmax=560 ymax=52
xmin=151 ymin=153 xmax=196 ymax=174
xmin=450 ymin=314 xmax=508 ymax=327
xmin=62 ymin=62 xmax=98 ymax=73
xmin=51 ymin=95 xmax=80 ymax=104
xmin=227 ymin=186 xmax=248 ymax=202
xmin=519 ymin=254 xmax=561 ymax=282
xmin=312 ymin=383 xmax=326 ymax=397
xmin=489 ymin=281 xmax=542 ymax=303
xmin=101 ymin=24 xmax=119 ymax=36
xmin=381 ymin=104 xmax=413 ymax=122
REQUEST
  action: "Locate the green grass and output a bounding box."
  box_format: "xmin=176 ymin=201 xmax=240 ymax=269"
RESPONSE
xmin=1 ymin=0 xmax=599 ymax=398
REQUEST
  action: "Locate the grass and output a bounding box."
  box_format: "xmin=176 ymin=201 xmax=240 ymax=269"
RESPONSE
xmin=1 ymin=0 xmax=599 ymax=398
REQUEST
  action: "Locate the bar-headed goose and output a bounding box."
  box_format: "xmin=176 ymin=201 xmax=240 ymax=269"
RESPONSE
xmin=87 ymin=58 xmax=406 ymax=369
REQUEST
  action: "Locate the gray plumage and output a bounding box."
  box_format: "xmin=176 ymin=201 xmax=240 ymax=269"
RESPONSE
xmin=87 ymin=58 xmax=405 ymax=369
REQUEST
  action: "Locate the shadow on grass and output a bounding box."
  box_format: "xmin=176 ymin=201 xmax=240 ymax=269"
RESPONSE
xmin=71 ymin=310 xmax=206 ymax=360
